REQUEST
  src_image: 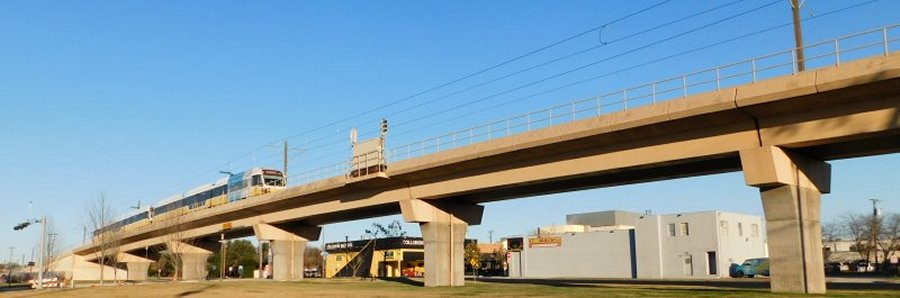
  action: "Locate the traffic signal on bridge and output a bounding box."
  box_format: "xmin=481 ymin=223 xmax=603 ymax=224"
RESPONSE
xmin=13 ymin=222 xmax=31 ymax=230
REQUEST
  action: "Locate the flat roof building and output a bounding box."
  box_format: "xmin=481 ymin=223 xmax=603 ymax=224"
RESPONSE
xmin=324 ymin=236 xmax=426 ymax=278
xmin=507 ymin=210 xmax=767 ymax=279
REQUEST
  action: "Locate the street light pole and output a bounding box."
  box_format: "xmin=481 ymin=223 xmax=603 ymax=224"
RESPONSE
xmin=38 ymin=216 xmax=46 ymax=289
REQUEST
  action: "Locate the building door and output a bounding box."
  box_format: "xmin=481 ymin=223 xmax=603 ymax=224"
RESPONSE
xmin=707 ymin=251 xmax=717 ymax=275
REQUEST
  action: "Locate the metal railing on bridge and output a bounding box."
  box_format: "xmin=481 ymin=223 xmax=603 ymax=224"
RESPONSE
xmin=291 ymin=24 xmax=900 ymax=186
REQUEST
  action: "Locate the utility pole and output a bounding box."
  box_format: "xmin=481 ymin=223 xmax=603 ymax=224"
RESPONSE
xmin=47 ymin=233 xmax=58 ymax=263
xmin=488 ymin=231 xmax=495 ymax=243
xmin=790 ymin=0 xmax=806 ymax=72
xmin=869 ymin=198 xmax=881 ymax=271
xmin=7 ymin=247 xmax=13 ymax=281
xmin=38 ymin=216 xmax=46 ymax=289
xmin=283 ymin=140 xmax=289 ymax=186
xmin=220 ymin=234 xmax=227 ymax=280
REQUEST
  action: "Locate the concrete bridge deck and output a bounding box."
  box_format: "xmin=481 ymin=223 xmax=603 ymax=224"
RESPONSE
xmin=73 ymin=52 xmax=900 ymax=293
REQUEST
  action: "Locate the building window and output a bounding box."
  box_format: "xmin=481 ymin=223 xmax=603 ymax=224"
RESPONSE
xmin=738 ymin=222 xmax=744 ymax=236
xmin=719 ymin=220 xmax=728 ymax=235
xmin=751 ymin=224 xmax=759 ymax=237
xmin=680 ymin=222 xmax=690 ymax=236
xmin=668 ymin=223 xmax=676 ymax=237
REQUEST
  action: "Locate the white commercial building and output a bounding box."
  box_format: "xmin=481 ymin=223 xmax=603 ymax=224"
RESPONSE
xmin=507 ymin=210 xmax=767 ymax=279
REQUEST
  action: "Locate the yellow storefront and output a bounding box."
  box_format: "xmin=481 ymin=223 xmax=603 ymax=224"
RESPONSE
xmin=325 ymin=237 xmax=425 ymax=278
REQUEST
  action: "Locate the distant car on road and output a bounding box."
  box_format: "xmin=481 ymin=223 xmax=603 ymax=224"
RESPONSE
xmin=825 ymin=262 xmax=850 ymax=274
xmin=731 ymin=257 xmax=769 ymax=278
xmin=851 ymin=260 xmax=875 ymax=272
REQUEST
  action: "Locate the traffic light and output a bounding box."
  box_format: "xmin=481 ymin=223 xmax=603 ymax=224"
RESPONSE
xmin=13 ymin=222 xmax=30 ymax=230
xmin=380 ymin=118 xmax=388 ymax=137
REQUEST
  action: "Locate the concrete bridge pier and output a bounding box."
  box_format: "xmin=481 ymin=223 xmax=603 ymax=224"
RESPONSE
xmin=116 ymin=253 xmax=153 ymax=281
xmin=740 ymin=146 xmax=829 ymax=294
xmin=400 ymin=199 xmax=484 ymax=287
xmin=166 ymin=241 xmax=217 ymax=281
xmin=253 ymin=223 xmax=321 ymax=281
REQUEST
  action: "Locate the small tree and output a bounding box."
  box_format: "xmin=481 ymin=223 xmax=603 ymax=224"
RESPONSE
xmin=842 ymin=213 xmax=874 ymax=261
xmin=822 ymin=221 xmax=841 ymax=261
xmin=226 ymin=240 xmax=259 ymax=278
xmin=304 ymin=246 xmax=323 ymax=274
xmin=465 ymin=242 xmax=481 ymax=282
xmin=876 ymin=214 xmax=900 ymax=271
xmin=87 ymin=192 xmax=120 ymax=285
xmin=364 ymin=220 xmax=406 ymax=277
xmin=161 ymin=214 xmax=198 ymax=281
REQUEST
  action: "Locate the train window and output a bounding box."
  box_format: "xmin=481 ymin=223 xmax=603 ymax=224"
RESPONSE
xmin=252 ymin=175 xmax=262 ymax=186
xmin=264 ymin=176 xmax=284 ymax=187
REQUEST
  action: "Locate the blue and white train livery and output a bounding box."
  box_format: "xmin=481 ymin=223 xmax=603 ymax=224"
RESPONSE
xmin=93 ymin=167 xmax=286 ymax=238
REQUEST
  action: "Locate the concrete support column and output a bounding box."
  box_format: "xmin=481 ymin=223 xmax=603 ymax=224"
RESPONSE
xmin=181 ymin=252 xmax=212 ymax=280
xmin=253 ymin=223 xmax=321 ymax=281
xmin=166 ymin=241 xmax=216 ymax=281
xmin=740 ymin=146 xmax=830 ymax=294
xmin=400 ymin=199 xmax=484 ymax=287
xmin=117 ymin=253 xmax=153 ymax=281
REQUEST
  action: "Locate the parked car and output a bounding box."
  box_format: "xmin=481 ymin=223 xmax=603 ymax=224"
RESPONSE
xmin=825 ymin=262 xmax=850 ymax=274
xmin=850 ymin=260 xmax=875 ymax=272
xmin=732 ymin=257 xmax=769 ymax=278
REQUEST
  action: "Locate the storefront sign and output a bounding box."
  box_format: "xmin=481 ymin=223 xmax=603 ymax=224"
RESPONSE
xmin=325 ymin=242 xmax=355 ymax=250
xmin=401 ymin=239 xmax=424 ymax=246
xmin=528 ymin=236 xmax=562 ymax=248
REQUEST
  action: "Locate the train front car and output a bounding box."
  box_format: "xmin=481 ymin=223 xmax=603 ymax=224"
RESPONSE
xmin=227 ymin=168 xmax=286 ymax=202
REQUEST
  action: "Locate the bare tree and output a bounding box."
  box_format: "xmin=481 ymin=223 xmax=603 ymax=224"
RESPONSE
xmin=339 ymin=240 xmax=375 ymax=279
xmin=365 ymin=220 xmax=405 ymax=277
xmin=822 ymin=221 xmax=841 ymax=261
xmin=841 ymin=213 xmax=874 ymax=262
xmin=876 ymin=214 xmax=900 ymax=270
xmin=87 ymin=192 xmax=120 ymax=285
xmin=161 ymin=214 xmax=197 ymax=282
xmin=304 ymin=246 xmax=323 ymax=272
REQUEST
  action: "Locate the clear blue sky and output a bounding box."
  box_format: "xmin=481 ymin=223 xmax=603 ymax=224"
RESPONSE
xmin=1 ymin=1 xmax=898 ymax=261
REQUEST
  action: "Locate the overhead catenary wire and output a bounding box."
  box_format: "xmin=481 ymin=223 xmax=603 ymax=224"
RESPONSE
xmin=274 ymin=0 xmax=678 ymax=147
xmin=371 ymin=0 xmax=746 ymax=128
xmin=384 ymin=0 xmax=880 ymax=147
xmin=288 ymin=0 xmax=782 ymax=171
xmin=252 ymin=0 xmax=822 ymax=175
xmin=269 ymin=0 xmax=749 ymax=154
xmin=128 ymin=1 xmax=676 ymax=201
xmin=389 ymin=0 xmax=782 ymax=130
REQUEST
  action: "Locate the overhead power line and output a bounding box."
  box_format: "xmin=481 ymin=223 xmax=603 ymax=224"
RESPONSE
xmin=128 ymin=1 xmax=675 ymax=201
xmin=281 ymin=0 xmax=747 ymax=151
xmin=385 ymin=0 xmax=879 ymax=144
xmin=390 ymin=0 xmax=782 ymax=130
xmin=372 ymin=0 xmax=745 ymax=127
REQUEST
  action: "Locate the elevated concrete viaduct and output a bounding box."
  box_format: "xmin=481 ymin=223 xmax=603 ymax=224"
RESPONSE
xmin=75 ymin=53 xmax=899 ymax=293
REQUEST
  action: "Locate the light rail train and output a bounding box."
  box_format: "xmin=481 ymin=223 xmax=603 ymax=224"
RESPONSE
xmin=93 ymin=168 xmax=286 ymax=238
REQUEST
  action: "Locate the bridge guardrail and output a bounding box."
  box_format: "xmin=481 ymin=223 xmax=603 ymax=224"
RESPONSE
xmin=387 ymin=24 xmax=899 ymax=162
xmin=289 ymin=25 xmax=899 ymax=186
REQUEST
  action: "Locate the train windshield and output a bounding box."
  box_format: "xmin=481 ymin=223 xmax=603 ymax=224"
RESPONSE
xmin=262 ymin=169 xmax=285 ymax=187
xmin=264 ymin=175 xmax=284 ymax=187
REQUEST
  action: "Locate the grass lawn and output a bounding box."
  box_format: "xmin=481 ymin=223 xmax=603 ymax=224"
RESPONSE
xmin=0 ymin=278 xmax=896 ymax=298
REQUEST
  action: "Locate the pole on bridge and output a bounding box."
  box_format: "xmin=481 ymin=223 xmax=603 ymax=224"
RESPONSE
xmin=791 ymin=0 xmax=806 ymax=72
xmin=283 ymin=141 xmax=289 ymax=186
